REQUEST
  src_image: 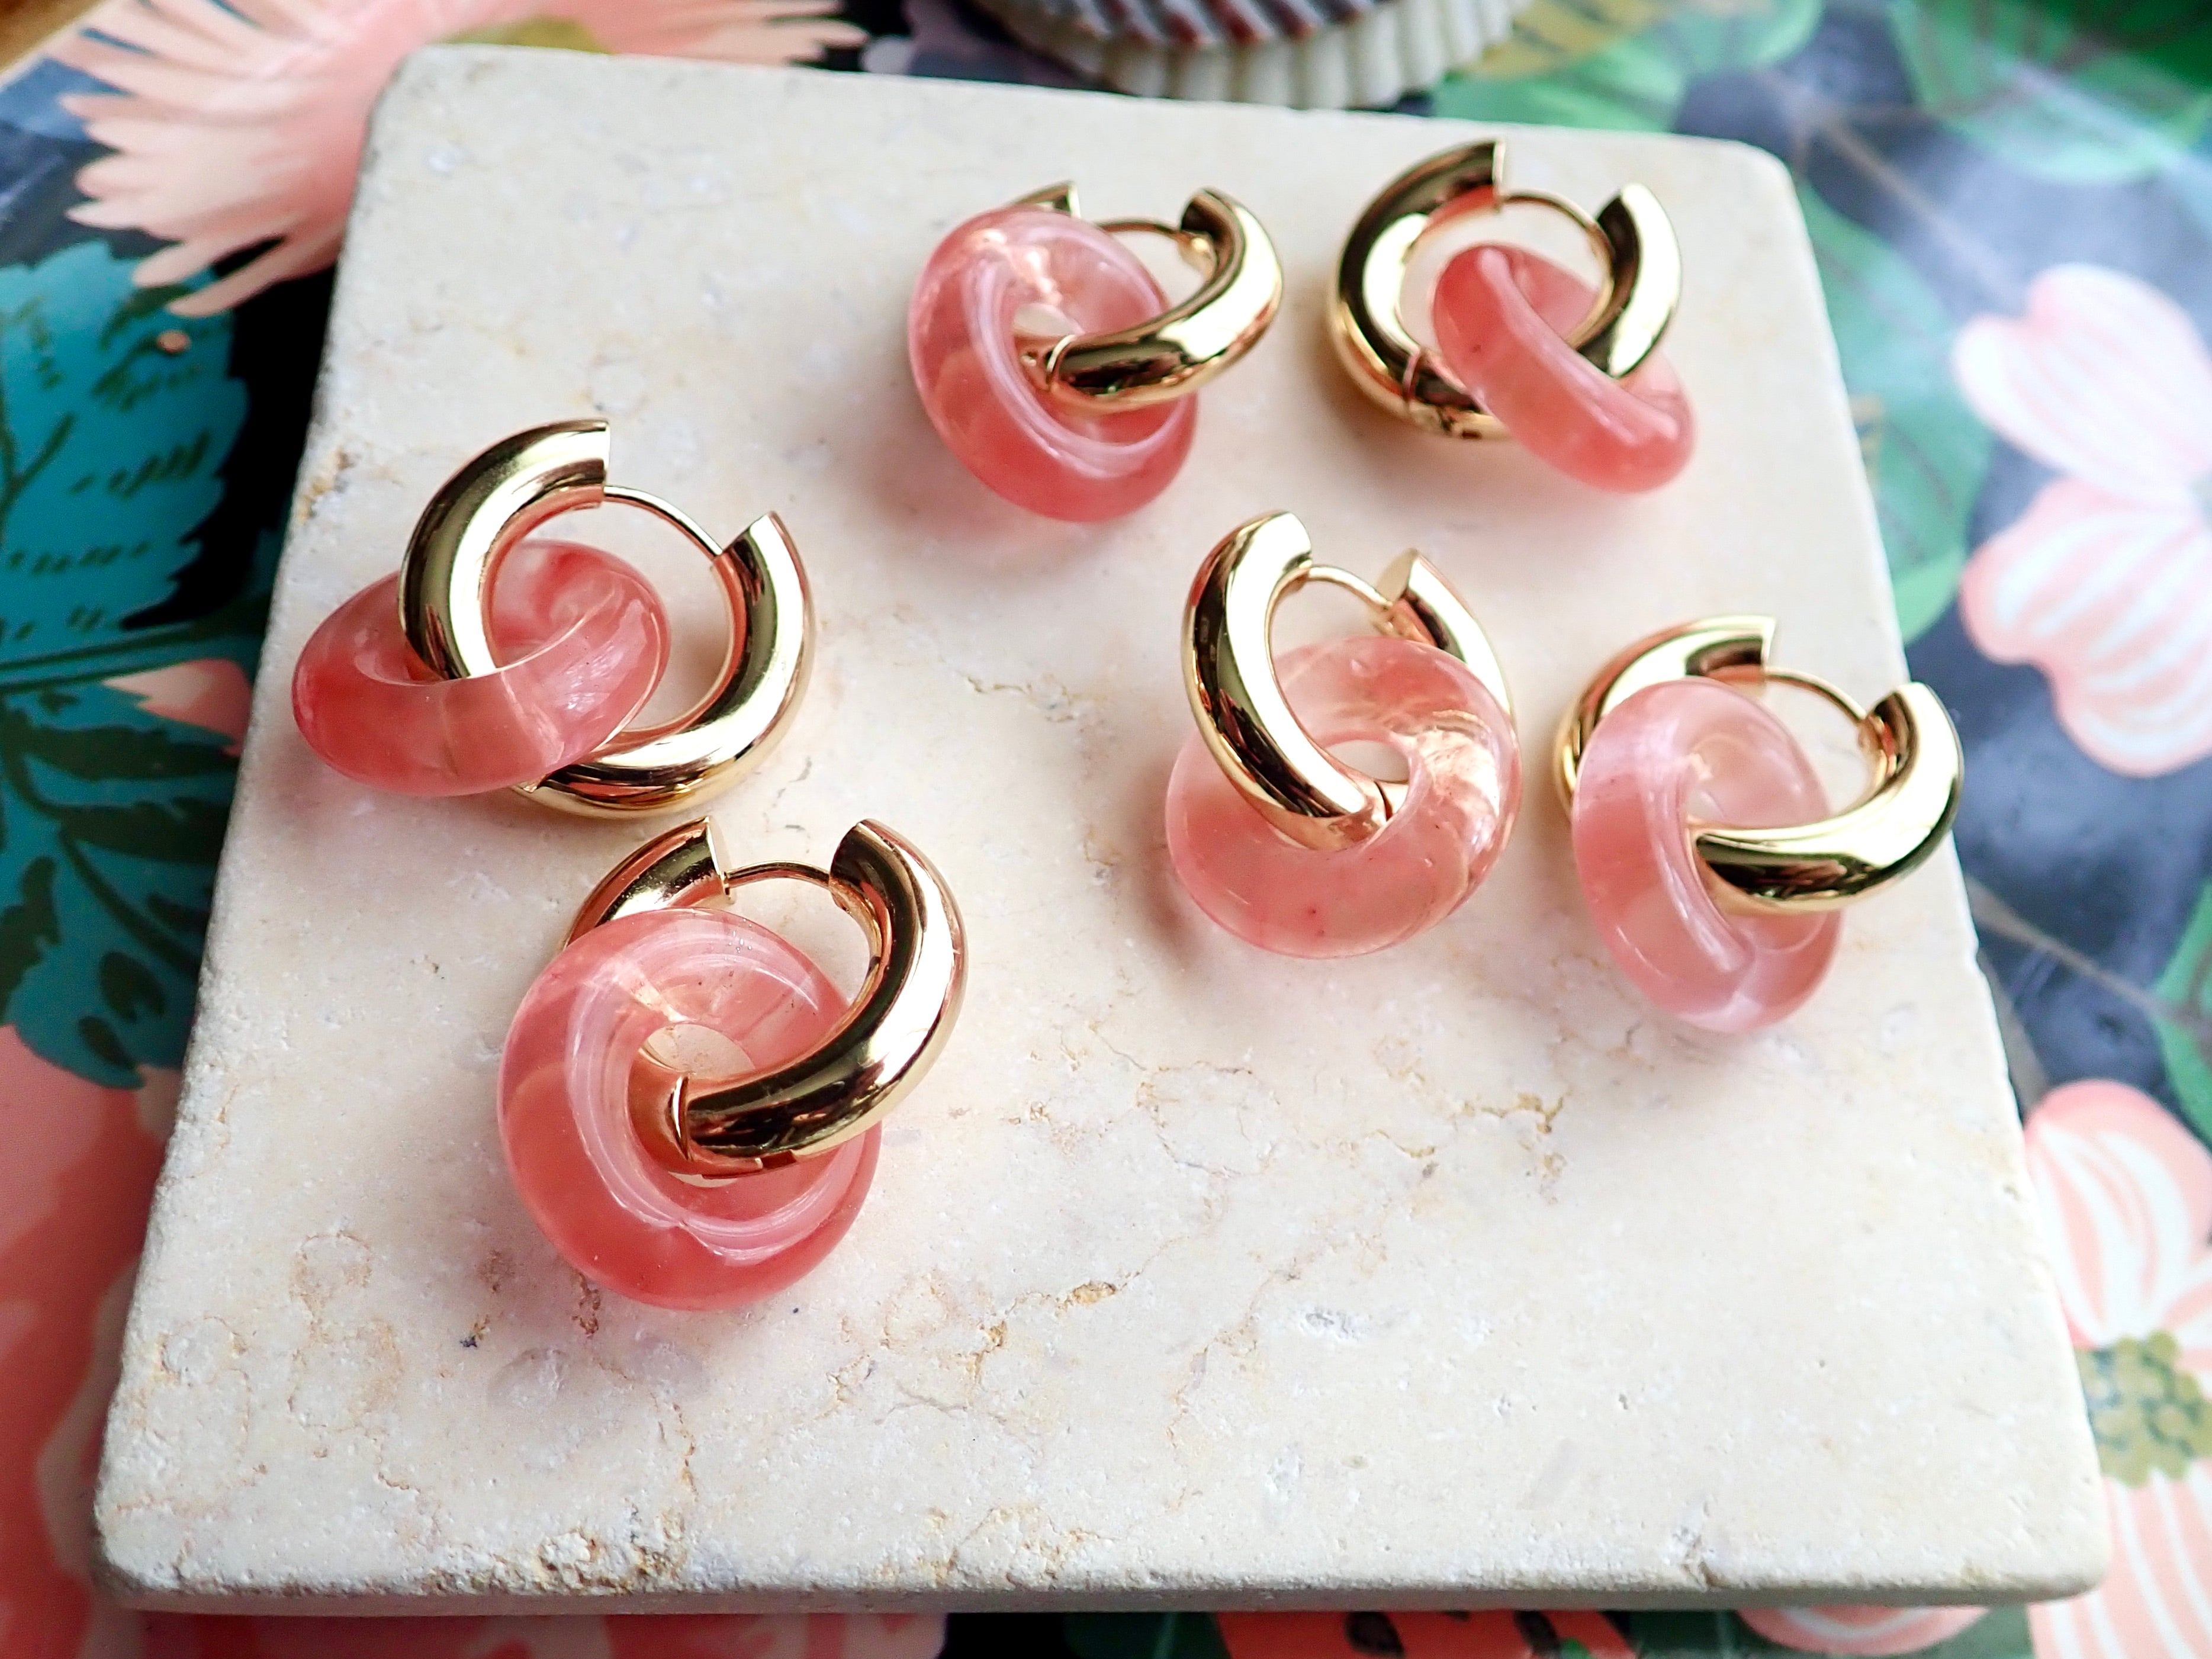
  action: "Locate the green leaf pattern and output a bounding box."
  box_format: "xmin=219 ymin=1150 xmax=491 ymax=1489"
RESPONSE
xmin=1794 ymin=191 xmax=1994 ymax=642
xmin=9 ymin=4 xmax=2212 ymax=1654
xmin=0 ymin=239 xmax=250 ymax=1085
xmin=1433 ymin=0 xmax=1822 ymax=130
xmin=2153 ymin=882 xmax=2212 ymax=1144
xmin=1889 ymin=0 xmax=2212 ymax=184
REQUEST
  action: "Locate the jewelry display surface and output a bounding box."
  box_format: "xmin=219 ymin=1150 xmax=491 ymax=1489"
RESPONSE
xmin=94 ymin=50 xmax=2102 ymax=1612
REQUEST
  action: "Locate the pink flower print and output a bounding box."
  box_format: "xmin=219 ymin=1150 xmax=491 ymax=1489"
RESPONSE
xmin=107 ymin=657 xmax=253 ymax=751
xmin=0 ymin=957 xmax=934 ymax=1659
xmin=139 ymin=1612 xmax=945 ymax=1658
xmin=1737 ymin=1607 xmax=1987 ymax=1654
xmin=52 ymin=0 xmax=861 ymax=318
xmin=1953 ymin=265 xmax=2212 ymax=777
xmin=0 ymin=1027 xmax=171 ymax=1659
xmin=605 ymin=1613 xmax=947 ymax=1659
xmin=1216 ymin=1611 xmax=1635 ymax=1658
xmin=2024 ymin=1079 xmax=2212 ymax=1658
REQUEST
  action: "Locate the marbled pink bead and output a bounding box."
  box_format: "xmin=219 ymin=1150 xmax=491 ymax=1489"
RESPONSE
xmin=292 ymin=538 xmax=668 ymax=796
xmin=908 ymin=205 xmax=1194 ymax=522
xmin=499 ymin=906 xmax=879 ymax=1311
xmin=1432 ymin=245 xmax=1694 ymax=493
xmin=1165 ymin=636 xmax=1520 ymax=957
xmin=1571 ymin=679 xmax=1840 ymax=1031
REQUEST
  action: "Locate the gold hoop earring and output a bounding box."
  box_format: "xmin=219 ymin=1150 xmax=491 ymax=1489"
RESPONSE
xmin=1557 ymin=616 xmax=1963 ymax=912
xmin=1332 ymin=140 xmax=1681 ymax=441
xmin=399 ymin=419 xmax=811 ymax=817
xmin=1182 ymin=509 xmax=1512 ymax=853
xmin=1165 ymin=510 xmax=1523 ymax=959
xmin=497 ymin=815 xmax=967 ymax=1309
xmin=563 ymin=815 xmax=964 ymax=1171
xmin=908 ymin=182 xmax=1283 ymax=520
xmin=1012 ymin=181 xmax=1284 ymax=410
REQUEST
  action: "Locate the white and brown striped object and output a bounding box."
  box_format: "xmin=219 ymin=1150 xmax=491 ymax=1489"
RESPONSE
xmin=970 ymin=0 xmax=1529 ymax=107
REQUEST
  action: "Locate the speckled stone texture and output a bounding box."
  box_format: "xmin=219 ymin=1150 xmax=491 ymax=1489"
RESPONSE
xmin=94 ymin=50 xmax=2105 ymax=1614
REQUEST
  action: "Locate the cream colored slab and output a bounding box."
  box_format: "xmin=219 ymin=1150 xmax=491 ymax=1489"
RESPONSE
xmin=95 ymin=50 xmax=2104 ymax=1612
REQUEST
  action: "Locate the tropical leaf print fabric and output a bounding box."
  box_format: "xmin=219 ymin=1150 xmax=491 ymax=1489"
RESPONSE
xmin=5 ymin=2 xmax=2212 ymax=1657
xmin=0 ymin=239 xmax=250 ymax=1087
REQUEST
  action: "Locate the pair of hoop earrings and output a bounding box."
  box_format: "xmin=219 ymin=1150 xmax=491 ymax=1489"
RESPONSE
xmin=1166 ymin=513 xmax=1965 ymax=1034
xmin=906 ymin=139 xmax=1694 ymax=522
xmin=291 ymin=422 xmax=968 ymax=1311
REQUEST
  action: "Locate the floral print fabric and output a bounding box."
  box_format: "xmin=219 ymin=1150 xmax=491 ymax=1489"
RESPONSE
xmin=7 ymin=2 xmax=2212 ymax=1658
xmin=1954 ymin=267 xmax=2212 ymax=779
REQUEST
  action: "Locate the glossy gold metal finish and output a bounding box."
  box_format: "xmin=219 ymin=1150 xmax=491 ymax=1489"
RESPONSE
xmin=1017 ymin=181 xmax=1282 ymax=411
xmin=564 ymin=815 xmax=731 ymax=941
xmin=1183 ymin=509 xmax=1512 ymax=854
xmin=398 ymin=419 xmax=812 ymax=818
xmin=1331 ymin=140 xmax=1681 ymax=439
xmin=541 ymin=504 xmax=811 ymax=818
xmin=1555 ymin=617 xmax=1965 ymax=915
xmin=1555 ymin=616 xmax=1771 ymax=805
xmin=568 ymin=816 xmax=967 ymax=1173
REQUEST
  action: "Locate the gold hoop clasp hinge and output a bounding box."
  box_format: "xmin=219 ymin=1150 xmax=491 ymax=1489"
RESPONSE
xmin=568 ymin=816 xmax=966 ymax=1174
xmin=1183 ymin=509 xmax=1513 ymax=854
xmin=1555 ymin=617 xmax=1965 ymax=915
xmin=1331 ymin=140 xmax=1681 ymax=439
xmin=1012 ymin=181 xmax=1283 ymax=412
xmin=398 ymin=419 xmax=812 ymax=818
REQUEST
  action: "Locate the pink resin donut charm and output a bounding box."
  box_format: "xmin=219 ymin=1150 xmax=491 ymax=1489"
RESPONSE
xmin=498 ymin=906 xmax=879 ymax=1310
xmin=908 ymin=205 xmax=1194 ymax=522
xmin=1571 ymin=679 xmax=1840 ymax=1031
xmin=1166 ymin=636 xmax=1520 ymax=957
xmin=1432 ymin=245 xmax=1693 ymax=493
xmin=292 ymin=538 xmax=668 ymax=796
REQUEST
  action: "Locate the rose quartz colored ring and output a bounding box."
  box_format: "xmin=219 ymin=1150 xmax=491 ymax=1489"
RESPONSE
xmin=292 ymin=538 xmax=668 ymax=796
xmin=498 ymin=906 xmax=879 ymax=1310
xmin=1570 ymin=678 xmax=1840 ymax=1032
xmin=1432 ymin=245 xmax=1694 ymax=494
xmin=1167 ymin=636 xmax=1522 ymax=957
xmin=908 ymin=205 xmax=1194 ymax=522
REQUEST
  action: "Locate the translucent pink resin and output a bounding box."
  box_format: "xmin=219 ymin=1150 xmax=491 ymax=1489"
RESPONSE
xmin=1165 ymin=636 xmax=1520 ymax=957
xmin=1571 ymin=679 xmax=1840 ymax=1031
xmin=1432 ymin=245 xmax=1694 ymax=493
xmin=292 ymin=538 xmax=667 ymax=796
xmin=498 ymin=907 xmax=879 ymax=1310
xmin=908 ymin=205 xmax=1194 ymax=522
